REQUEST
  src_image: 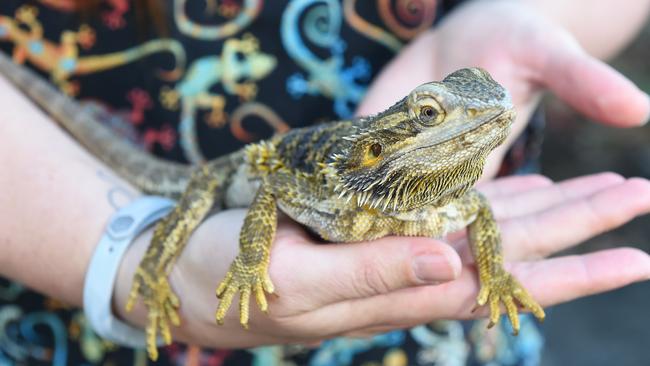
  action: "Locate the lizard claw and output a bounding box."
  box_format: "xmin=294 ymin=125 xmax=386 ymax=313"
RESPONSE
xmin=215 ymin=257 xmax=274 ymax=327
xmin=126 ymin=266 xmax=181 ymax=361
xmin=476 ymin=270 xmax=545 ymax=335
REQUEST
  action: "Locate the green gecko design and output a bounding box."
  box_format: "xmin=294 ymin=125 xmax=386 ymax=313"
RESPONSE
xmin=0 ymin=5 xmax=185 ymax=95
xmin=160 ymin=33 xmax=276 ymax=164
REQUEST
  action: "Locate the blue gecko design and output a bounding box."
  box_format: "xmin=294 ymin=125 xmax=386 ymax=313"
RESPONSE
xmin=163 ymin=34 xmax=276 ymax=164
xmin=247 ymin=331 xmax=403 ymax=366
xmin=281 ymin=0 xmax=371 ymax=118
xmin=309 ymin=331 xmax=404 ymax=366
xmin=0 ymin=308 xmax=68 ymax=366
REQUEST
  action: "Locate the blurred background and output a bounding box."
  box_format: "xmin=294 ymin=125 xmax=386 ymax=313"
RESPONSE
xmin=539 ymin=19 xmax=650 ymax=366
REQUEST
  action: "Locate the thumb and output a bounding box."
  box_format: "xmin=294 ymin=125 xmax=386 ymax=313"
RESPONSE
xmin=535 ymin=41 xmax=650 ymax=127
xmin=297 ymin=236 xmax=461 ymax=305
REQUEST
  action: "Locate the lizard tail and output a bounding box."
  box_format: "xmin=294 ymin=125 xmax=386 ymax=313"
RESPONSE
xmin=74 ymin=39 xmax=186 ymax=81
xmin=0 ymin=51 xmax=192 ymax=198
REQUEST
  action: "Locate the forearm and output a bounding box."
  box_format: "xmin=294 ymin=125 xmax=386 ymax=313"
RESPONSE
xmin=0 ymin=75 xmax=139 ymax=306
xmin=522 ymin=0 xmax=650 ymax=59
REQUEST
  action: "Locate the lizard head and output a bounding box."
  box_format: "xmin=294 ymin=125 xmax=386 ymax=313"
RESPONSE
xmin=332 ymin=68 xmax=515 ymax=211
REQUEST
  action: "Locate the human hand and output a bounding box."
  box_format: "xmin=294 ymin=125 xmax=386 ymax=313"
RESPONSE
xmin=113 ymin=172 xmax=650 ymax=348
xmin=356 ymin=0 xmax=650 ymax=178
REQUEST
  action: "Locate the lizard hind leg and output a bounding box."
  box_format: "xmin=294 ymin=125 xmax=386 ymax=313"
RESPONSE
xmin=215 ymin=184 xmax=277 ymax=328
xmin=125 ymin=167 xmax=221 ymax=361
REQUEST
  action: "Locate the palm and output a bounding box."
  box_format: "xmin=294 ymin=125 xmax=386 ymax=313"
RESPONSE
xmin=121 ymin=173 xmax=650 ymax=348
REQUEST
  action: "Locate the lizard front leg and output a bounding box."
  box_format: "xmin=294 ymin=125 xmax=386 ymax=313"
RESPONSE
xmin=215 ymin=183 xmax=277 ymax=327
xmin=388 ymin=190 xmax=545 ymax=334
xmin=465 ymin=190 xmax=545 ymax=334
xmin=125 ymin=166 xmax=221 ymax=360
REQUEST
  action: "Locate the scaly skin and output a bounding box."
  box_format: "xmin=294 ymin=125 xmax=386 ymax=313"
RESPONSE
xmin=0 ymin=53 xmax=545 ymax=361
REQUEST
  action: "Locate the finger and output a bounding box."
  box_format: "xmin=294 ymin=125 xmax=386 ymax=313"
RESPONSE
xmin=536 ymin=42 xmax=650 ymax=127
xmin=490 ymin=172 xmax=624 ymax=220
xmin=331 ymin=248 xmax=650 ymax=330
xmin=477 ymin=174 xmax=553 ymax=200
xmin=283 ymin=236 xmax=461 ymax=306
xmin=342 ymin=326 xmax=407 ymax=339
xmin=510 ymin=248 xmax=650 ymax=307
xmin=502 ymin=177 xmax=650 ymax=259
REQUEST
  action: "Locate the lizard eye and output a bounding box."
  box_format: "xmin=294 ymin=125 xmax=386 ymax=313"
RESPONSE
xmin=419 ymin=105 xmax=437 ymax=122
xmin=370 ymin=143 xmax=382 ymax=157
xmin=408 ymin=94 xmax=445 ymax=125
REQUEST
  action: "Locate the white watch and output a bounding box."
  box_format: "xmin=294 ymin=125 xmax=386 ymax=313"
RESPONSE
xmin=83 ymin=196 xmax=175 ymax=348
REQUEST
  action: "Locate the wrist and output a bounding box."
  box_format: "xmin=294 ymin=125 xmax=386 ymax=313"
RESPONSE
xmin=112 ymin=227 xmax=153 ymax=328
xmin=83 ymin=196 xmax=174 ymax=347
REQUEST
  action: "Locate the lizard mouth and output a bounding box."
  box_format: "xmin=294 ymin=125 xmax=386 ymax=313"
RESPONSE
xmin=436 ymin=108 xmax=512 ymax=145
xmin=334 ymin=108 xmax=515 ymax=210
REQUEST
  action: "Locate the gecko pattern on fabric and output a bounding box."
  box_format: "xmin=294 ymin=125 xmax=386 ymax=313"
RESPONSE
xmin=0 ymin=1 xmax=545 ymax=365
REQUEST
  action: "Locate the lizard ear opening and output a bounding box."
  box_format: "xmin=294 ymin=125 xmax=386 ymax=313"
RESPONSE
xmin=369 ymin=143 xmax=382 ymax=157
xmin=342 ymin=140 xmax=384 ymax=171
xmin=330 ymin=137 xmax=388 ymax=194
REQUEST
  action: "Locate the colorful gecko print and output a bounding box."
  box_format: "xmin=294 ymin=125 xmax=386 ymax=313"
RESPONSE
xmin=174 ymin=0 xmax=263 ymax=40
xmin=0 ymin=1 xmax=547 ymax=365
xmin=82 ymin=89 xmax=178 ymax=153
xmin=160 ymin=33 xmax=276 ymax=163
xmin=102 ymin=0 xmax=130 ymax=30
xmin=0 ymin=5 xmax=185 ymax=95
xmin=281 ymin=0 xmax=371 ymax=118
xmin=0 ymin=306 xmax=68 ymax=366
xmin=343 ymin=0 xmax=437 ymax=52
xmin=229 ymin=101 xmax=290 ymax=143
xmin=37 ymin=0 xmax=130 ymax=29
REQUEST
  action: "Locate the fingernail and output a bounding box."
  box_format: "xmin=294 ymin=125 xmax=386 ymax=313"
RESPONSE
xmin=413 ymin=254 xmax=457 ymax=283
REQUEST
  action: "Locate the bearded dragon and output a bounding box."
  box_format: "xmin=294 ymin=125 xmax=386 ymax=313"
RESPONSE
xmin=0 ymin=52 xmax=545 ymax=361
